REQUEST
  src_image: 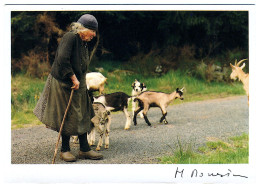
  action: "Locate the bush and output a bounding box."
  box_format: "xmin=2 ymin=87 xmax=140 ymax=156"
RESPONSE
xmin=19 ymin=50 xmax=50 ymax=78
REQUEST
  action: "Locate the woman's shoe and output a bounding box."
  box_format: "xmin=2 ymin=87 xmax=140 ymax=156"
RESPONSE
xmin=60 ymin=152 xmax=76 ymax=162
xmin=78 ymin=150 xmax=103 ymax=160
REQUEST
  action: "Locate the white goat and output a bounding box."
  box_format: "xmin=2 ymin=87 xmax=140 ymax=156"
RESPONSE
xmin=133 ymin=87 xmax=184 ymax=126
xmin=230 ymin=59 xmax=249 ymax=105
xmin=89 ymin=102 xmax=111 ymax=151
xmin=86 ymin=72 xmax=107 ymax=95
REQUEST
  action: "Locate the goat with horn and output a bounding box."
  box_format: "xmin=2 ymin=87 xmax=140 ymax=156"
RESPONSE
xmin=230 ymin=59 xmax=249 ymax=105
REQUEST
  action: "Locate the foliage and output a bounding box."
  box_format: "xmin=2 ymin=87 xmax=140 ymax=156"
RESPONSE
xmin=11 ymin=12 xmax=63 ymax=75
xmin=11 ymin=11 xmax=248 ymax=77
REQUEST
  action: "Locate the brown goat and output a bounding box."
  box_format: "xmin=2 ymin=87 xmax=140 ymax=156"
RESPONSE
xmin=230 ymin=59 xmax=249 ymax=105
xmin=133 ymin=87 xmax=184 ymax=126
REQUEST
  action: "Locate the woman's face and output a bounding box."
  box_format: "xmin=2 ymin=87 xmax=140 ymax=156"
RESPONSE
xmin=79 ymin=29 xmax=96 ymax=42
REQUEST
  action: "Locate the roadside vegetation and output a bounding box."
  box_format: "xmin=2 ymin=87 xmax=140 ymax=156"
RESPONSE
xmin=159 ymin=133 xmax=248 ymax=164
xmin=11 ymin=60 xmax=245 ymax=129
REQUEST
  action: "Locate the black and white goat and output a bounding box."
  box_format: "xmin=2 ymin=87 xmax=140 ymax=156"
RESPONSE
xmin=93 ymin=92 xmax=132 ymax=130
xmin=131 ymin=79 xmax=147 ymax=118
xmin=133 ymin=87 xmax=184 ymax=126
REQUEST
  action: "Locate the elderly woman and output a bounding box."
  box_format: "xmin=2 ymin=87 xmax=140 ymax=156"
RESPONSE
xmin=34 ymin=14 xmax=103 ymax=162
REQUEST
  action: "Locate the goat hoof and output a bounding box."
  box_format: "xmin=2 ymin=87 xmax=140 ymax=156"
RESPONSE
xmin=105 ymin=145 xmax=109 ymax=149
xmin=163 ymin=120 xmax=168 ymax=124
xmin=96 ymin=147 xmax=101 ymax=151
xmin=124 ymin=127 xmax=130 ymax=130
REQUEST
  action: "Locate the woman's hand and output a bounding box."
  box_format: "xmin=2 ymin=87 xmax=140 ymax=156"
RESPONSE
xmin=70 ymin=74 xmax=80 ymax=90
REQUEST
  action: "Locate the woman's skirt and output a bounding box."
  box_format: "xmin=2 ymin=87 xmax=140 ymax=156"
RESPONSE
xmin=33 ymin=74 xmax=94 ymax=136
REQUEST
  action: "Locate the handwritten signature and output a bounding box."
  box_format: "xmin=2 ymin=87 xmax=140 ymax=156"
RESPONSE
xmin=174 ymin=167 xmax=248 ymax=179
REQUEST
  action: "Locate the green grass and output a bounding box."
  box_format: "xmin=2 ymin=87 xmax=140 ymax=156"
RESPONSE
xmin=159 ymin=133 xmax=249 ymax=164
xmin=11 ymin=74 xmax=46 ymax=129
xmin=11 ymin=63 xmax=245 ymax=129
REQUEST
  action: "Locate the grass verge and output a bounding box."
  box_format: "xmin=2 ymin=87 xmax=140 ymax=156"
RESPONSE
xmin=11 ymin=68 xmax=245 ymax=129
xmin=159 ymin=133 xmax=249 ymax=164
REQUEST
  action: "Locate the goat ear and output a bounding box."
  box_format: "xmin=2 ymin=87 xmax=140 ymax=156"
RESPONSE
xmin=132 ymin=79 xmax=138 ymax=86
xmin=91 ymin=116 xmax=100 ymax=126
xmin=176 ymin=88 xmax=179 ymax=92
xmin=240 ymin=63 xmax=246 ymax=69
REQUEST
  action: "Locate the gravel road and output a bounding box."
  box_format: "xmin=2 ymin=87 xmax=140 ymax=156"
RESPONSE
xmin=11 ymin=96 xmax=249 ymax=164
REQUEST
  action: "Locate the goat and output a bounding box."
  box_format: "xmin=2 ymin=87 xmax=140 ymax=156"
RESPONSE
xmin=86 ymin=72 xmax=107 ymax=95
xmin=71 ymin=72 xmax=107 ymax=144
xmin=230 ymin=59 xmax=249 ymax=105
xmin=133 ymin=87 xmax=184 ymax=126
xmin=71 ymin=102 xmax=111 ymax=150
xmin=89 ymin=102 xmax=111 ymax=151
xmin=93 ymin=92 xmax=132 ymax=130
xmin=131 ymin=79 xmax=147 ymax=118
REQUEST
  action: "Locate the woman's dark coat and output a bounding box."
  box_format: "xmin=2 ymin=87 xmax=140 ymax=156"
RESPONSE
xmin=34 ymin=31 xmax=95 ymax=136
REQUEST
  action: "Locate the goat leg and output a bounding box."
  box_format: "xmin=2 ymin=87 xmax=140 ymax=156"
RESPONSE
xmin=105 ymin=116 xmax=111 ymax=149
xmin=143 ymin=114 xmax=152 ymax=126
xmin=96 ymin=134 xmax=104 ymax=151
xmin=133 ymin=113 xmax=138 ymax=126
xmin=88 ymin=128 xmax=96 ymax=146
xmin=133 ymin=107 xmax=143 ymax=126
xmin=104 ymin=129 xmax=110 ymax=149
xmin=160 ymin=112 xmax=168 ymax=124
xmin=123 ymin=107 xmax=131 ymax=130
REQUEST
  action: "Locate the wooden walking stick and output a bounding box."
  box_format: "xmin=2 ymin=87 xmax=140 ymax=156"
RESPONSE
xmin=52 ymin=89 xmax=74 ymax=164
